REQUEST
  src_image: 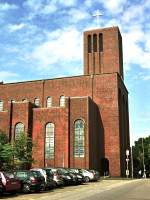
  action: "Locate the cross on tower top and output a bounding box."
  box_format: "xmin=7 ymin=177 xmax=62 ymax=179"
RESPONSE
xmin=92 ymin=10 xmax=103 ymax=27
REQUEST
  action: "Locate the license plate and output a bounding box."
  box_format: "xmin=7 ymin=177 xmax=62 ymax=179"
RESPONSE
xmin=11 ymin=182 xmax=16 ymax=185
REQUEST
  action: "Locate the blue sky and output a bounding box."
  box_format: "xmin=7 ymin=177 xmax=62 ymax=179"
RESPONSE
xmin=0 ymin=0 xmax=150 ymax=144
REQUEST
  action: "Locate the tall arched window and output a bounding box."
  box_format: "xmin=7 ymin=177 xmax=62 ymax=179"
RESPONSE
xmin=22 ymin=99 xmax=27 ymax=102
xmin=15 ymin=122 xmax=24 ymax=139
xmin=74 ymin=119 xmax=85 ymax=157
xmin=45 ymin=123 xmax=55 ymax=159
xmin=60 ymin=95 xmax=65 ymax=107
xmin=34 ymin=98 xmax=40 ymax=106
xmin=88 ymin=35 xmax=92 ymax=53
xmin=99 ymin=33 xmax=103 ymax=52
xmin=46 ymin=97 xmax=52 ymax=108
xmin=11 ymin=100 xmax=15 ymax=103
xmin=93 ymin=34 xmax=97 ymax=52
xmin=0 ymin=100 xmax=3 ymax=111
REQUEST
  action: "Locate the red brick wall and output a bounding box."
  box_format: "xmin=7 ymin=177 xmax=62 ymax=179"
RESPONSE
xmin=10 ymin=101 xmax=33 ymax=139
xmin=84 ymin=27 xmax=123 ymax=79
xmin=88 ymin=98 xmax=104 ymax=171
xmin=0 ymin=81 xmax=44 ymax=110
xmin=118 ymin=75 xmax=130 ymax=176
xmin=0 ymin=72 xmax=129 ymax=176
xmin=92 ymin=74 xmax=122 ymax=176
xmin=32 ymin=106 xmax=69 ymax=168
xmin=69 ymin=97 xmax=89 ymax=169
xmin=0 ymin=111 xmax=9 ymax=136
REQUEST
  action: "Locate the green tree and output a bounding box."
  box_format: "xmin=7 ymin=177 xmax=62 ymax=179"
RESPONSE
xmin=0 ymin=130 xmax=14 ymax=170
xmin=13 ymin=132 xmax=33 ymax=169
xmin=132 ymin=136 xmax=150 ymax=177
xmin=0 ymin=130 xmax=8 ymax=144
xmin=0 ymin=130 xmax=33 ymax=170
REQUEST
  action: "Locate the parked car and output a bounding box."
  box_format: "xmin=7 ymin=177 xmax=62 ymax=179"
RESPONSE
xmin=70 ymin=169 xmax=94 ymax=182
xmin=87 ymin=169 xmax=100 ymax=181
xmin=65 ymin=168 xmax=84 ymax=184
xmin=0 ymin=177 xmax=3 ymax=194
xmin=13 ymin=170 xmax=45 ymax=193
xmin=43 ymin=168 xmax=64 ymax=187
xmin=0 ymin=171 xmax=21 ymax=194
xmin=31 ymin=168 xmax=56 ymax=189
xmin=30 ymin=168 xmax=47 ymax=182
xmin=56 ymin=168 xmax=77 ymax=185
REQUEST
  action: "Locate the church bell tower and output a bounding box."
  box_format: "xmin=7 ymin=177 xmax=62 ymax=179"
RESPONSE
xmin=83 ymin=26 xmax=124 ymax=79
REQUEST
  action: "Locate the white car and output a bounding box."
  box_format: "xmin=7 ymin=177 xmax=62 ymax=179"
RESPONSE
xmin=30 ymin=168 xmax=47 ymax=183
xmin=72 ymin=169 xmax=94 ymax=182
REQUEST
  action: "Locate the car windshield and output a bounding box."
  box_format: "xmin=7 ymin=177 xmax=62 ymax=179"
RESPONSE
xmin=31 ymin=171 xmax=42 ymax=177
xmin=45 ymin=169 xmax=53 ymax=176
xmin=32 ymin=169 xmax=46 ymax=176
xmin=57 ymin=168 xmax=68 ymax=174
xmin=15 ymin=171 xmax=28 ymax=178
xmin=69 ymin=169 xmax=78 ymax=173
xmin=4 ymin=172 xmax=15 ymax=179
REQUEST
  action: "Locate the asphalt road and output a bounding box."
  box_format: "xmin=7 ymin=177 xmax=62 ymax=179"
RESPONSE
xmin=0 ymin=179 xmax=149 ymax=200
xmin=81 ymin=179 xmax=150 ymax=200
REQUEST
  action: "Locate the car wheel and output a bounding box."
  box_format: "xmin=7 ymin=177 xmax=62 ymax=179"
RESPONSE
xmin=84 ymin=176 xmax=90 ymax=183
xmin=0 ymin=189 xmax=3 ymax=196
xmin=40 ymin=184 xmax=46 ymax=191
xmin=22 ymin=184 xmax=30 ymax=193
xmin=11 ymin=190 xmax=17 ymax=195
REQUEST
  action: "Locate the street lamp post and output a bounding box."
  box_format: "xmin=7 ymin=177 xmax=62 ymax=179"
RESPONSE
xmin=130 ymin=146 xmax=134 ymax=179
xmin=126 ymin=149 xmax=130 ymax=178
xmin=142 ymin=138 xmax=146 ymax=178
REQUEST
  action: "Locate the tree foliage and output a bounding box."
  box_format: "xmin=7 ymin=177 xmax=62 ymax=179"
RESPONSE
xmin=0 ymin=130 xmax=13 ymax=169
xmin=14 ymin=132 xmax=33 ymax=169
xmin=0 ymin=130 xmax=33 ymax=170
xmin=132 ymin=135 xmax=150 ymax=177
xmin=0 ymin=130 xmax=9 ymax=144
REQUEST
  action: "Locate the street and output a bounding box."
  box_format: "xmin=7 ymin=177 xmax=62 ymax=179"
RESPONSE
xmin=81 ymin=179 xmax=150 ymax=200
xmin=0 ymin=179 xmax=150 ymax=200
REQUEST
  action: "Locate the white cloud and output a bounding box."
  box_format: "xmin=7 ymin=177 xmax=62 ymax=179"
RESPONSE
xmin=8 ymin=23 xmax=25 ymax=32
xmin=122 ymin=26 xmax=150 ymax=71
xmin=84 ymin=0 xmax=93 ymax=7
xmin=56 ymin=0 xmax=77 ymax=6
xmin=122 ymin=5 xmax=144 ymax=24
xmin=0 ymin=2 xmax=18 ymax=11
xmin=0 ymin=71 xmax=19 ymax=82
xmin=142 ymin=76 xmax=150 ymax=81
xmin=23 ymin=0 xmax=77 ymax=19
xmin=97 ymin=0 xmax=127 ymax=14
xmin=23 ymin=0 xmax=42 ymax=10
xmin=121 ymin=1 xmax=150 ymax=26
xmin=30 ymin=27 xmax=82 ymax=71
xmin=68 ymin=8 xmax=90 ymax=23
xmin=41 ymin=4 xmax=57 ymax=14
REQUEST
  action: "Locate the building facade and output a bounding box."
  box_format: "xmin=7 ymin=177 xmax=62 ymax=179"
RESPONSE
xmin=0 ymin=26 xmax=130 ymax=177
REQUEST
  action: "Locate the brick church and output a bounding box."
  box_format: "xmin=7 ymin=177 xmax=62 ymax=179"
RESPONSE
xmin=0 ymin=26 xmax=130 ymax=177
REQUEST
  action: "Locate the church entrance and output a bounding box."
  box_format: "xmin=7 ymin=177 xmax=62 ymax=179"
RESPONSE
xmin=101 ymin=158 xmax=109 ymax=176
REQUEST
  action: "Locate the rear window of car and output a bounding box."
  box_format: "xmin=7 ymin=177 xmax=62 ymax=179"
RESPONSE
xmin=15 ymin=172 xmax=28 ymax=178
xmin=31 ymin=171 xmax=42 ymax=177
xmin=45 ymin=169 xmax=53 ymax=176
xmin=79 ymin=169 xmax=87 ymax=173
xmin=4 ymin=172 xmax=15 ymax=178
xmin=69 ymin=169 xmax=77 ymax=173
xmin=57 ymin=168 xmax=68 ymax=174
